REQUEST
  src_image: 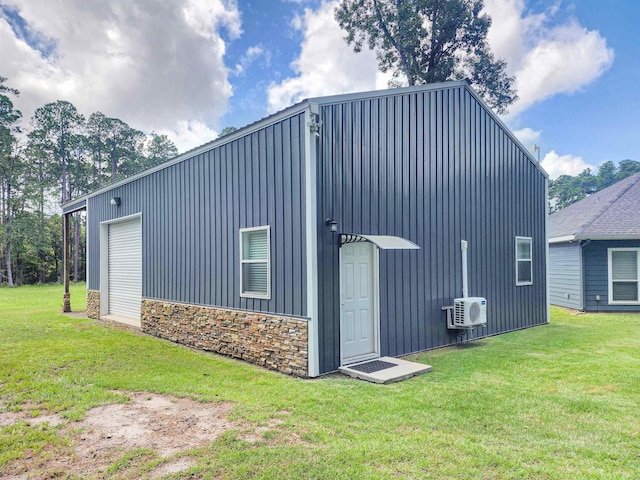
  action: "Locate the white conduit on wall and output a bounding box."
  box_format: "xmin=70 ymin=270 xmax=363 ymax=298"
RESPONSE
xmin=461 ymin=240 xmax=468 ymax=298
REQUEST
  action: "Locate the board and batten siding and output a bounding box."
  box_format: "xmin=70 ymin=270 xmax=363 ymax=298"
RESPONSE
xmin=316 ymin=85 xmax=548 ymax=374
xmin=583 ymin=239 xmax=640 ymax=312
xmin=87 ymin=113 xmax=307 ymax=318
xmin=548 ymin=243 xmax=583 ymax=310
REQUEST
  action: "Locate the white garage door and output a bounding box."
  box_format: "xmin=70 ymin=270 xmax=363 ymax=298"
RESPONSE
xmin=108 ymin=218 xmax=142 ymax=321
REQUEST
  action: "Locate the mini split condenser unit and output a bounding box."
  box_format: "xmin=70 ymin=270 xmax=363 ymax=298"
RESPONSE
xmin=453 ymin=297 xmax=487 ymax=328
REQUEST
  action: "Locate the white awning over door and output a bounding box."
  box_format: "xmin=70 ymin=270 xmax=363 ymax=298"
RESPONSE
xmin=340 ymin=234 xmax=419 ymax=250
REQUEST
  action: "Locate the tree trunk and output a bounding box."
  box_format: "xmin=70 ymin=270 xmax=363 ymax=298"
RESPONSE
xmin=61 ymin=139 xmax=67 ymax=203
xmin=5 ymin=181 xmax=13 ymax=287
xmin=39 ymin=162 xmax=46 ymax=284
xmin=5 ymin=245 xmax=13 ymax=287
xmin=98 ymin=142 xmax=102 ymax=188
xmin=40 ymin=250 xmax=46 ymax=284
xmin=111 ymin=141 xmax=117 ymax=180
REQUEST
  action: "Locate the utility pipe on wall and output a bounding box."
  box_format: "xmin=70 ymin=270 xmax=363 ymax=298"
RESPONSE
xmin=461 ymin=240 xmax=468 ymax=298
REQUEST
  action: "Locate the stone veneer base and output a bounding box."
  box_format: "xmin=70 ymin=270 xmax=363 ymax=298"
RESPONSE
xmin=141 ymin=299 xmax=308 ymax=377
xmin=87 ymin=290 xmax=100 ymax=319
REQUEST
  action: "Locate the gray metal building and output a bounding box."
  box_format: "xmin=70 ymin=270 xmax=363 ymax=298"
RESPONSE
xmin=549 ymin=173 xmax=640 ymax=312
xmin=64 ymin=81 xmax=549 ymax=377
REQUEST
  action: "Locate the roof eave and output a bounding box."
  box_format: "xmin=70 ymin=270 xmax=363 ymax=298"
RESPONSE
xmin=549 ymin=234 xmax=640 ymax=244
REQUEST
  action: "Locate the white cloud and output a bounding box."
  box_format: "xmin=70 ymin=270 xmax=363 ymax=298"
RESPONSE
xmin=512 ymin=127 xmax=541 ymax=150
xmin=158 ymin=120 xmax=218 ymax=153
xmin=267 ymin=0 xmax=391 ymax=113
xmin=485 ymin=1 xmax=614 ymax=177
xmin=233 ymin=45 xmax=266 ymax=76
xmin=0 ymin=0 xmax=240 ymax=152
xmin=541 ymin=150 xmax=597 ymax=180
xmin=484 ymin=0 xmax=614 ymax=115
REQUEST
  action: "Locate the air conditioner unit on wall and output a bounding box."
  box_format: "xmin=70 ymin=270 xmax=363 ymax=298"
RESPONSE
xmin=453 ymin=297 xmax=487 ymax=328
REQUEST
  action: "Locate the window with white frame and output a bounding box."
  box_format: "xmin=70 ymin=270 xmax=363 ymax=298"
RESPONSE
xmin=515 ymin=237 xmax=533 ymax=286
xmin=608 ymin=248 xmax=640 ymax=304
xmin=240 ymin=226 xmax=270 ymax=299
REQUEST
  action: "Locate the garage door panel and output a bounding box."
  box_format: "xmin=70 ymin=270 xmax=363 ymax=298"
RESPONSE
xmin=108 ymin=218 xmax=142 ymax=320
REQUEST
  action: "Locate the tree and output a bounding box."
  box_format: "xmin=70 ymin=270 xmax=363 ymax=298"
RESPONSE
xmin=0 ymin=76 xmax=22 ymax=286
xmin=9 ymin=211 xmax=63 ymax=285
xmin=549 ymin=160 xmax=640 ymax=212
xmin=596 ymin=160 xmax=616 ymax=191
xmin=143 ymin=132 xmax=178 ymax=170
xmin=29 ymin=101 xmax=86 ymax=288
xmin=219 ymin=126 xmax=238 ymax=137
xmin=0 ymin=84 xmax=185 ymax=285
xmin=335 ymin=0 xmax=516 ymax=113
xmin=616 ymin=159 xmax=640 ymax=181
xmin=30 ymin=101 xmax=85 ymax=204
xmin=86 ymin=112 xmax=110 ymax=189
xmin=548 ymin=169 xmax=597 ymax=212
xmin=0 ymin=144 xmax=24 ymax=287
xmin=103 ymin=117 xmax=145 ymax=182
xmin=23 ymin=131 xmax=60 ymax=283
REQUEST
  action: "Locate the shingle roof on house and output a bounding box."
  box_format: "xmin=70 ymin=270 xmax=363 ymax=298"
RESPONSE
xmin=549 ymin=173 xmax=640 ymax=240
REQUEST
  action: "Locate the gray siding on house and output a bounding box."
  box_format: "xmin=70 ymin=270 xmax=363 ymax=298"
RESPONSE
xmin=583 ymin=239 xmax=640 ymax=312
xmin=316 ymin=85 xmax=548 ymax=374
xmin=87 ymin=113 xmax=307 ymax=318
xmin=548 ymin=242 xmax=583 ymax=309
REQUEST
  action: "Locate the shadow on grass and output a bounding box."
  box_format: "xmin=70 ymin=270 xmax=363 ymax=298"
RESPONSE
xmin=451 ymin=340 xmax=487 ymax=349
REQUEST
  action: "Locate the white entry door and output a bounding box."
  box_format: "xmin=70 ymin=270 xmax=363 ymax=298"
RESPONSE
xmin=340 ymin=242 xmax=378 ymax=363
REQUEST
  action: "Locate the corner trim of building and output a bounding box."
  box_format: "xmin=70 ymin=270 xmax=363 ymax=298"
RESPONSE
xmin=304 ymin=104 xmax=320 ymax=377
xmin=545 ymin=177 xmax=551 ymax=324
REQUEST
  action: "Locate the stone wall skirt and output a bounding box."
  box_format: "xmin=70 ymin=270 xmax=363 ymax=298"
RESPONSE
xmin=87 ymin=290 xmax=100 ymax=319
xmin=141 ymin=299 xmax=309 ymax=377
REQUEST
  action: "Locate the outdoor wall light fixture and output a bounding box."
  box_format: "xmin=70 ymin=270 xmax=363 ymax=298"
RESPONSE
xmin=110 ymin=196 xmax=121 ymax=207
xmin=325 ymin=218 xmax=338 ymax=232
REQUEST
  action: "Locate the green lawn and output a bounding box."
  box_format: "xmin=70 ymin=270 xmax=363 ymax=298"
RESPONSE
xmin=1 ymin=284 xmax=639 ymax=479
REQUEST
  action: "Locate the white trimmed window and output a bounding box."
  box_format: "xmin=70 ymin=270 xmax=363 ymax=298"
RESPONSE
xmin=608 ymin=248 xmax=640 ymax=304
xmin=515 ymin=237 xmax=533 ymax=286
xmin=240 ymin=226 xmax=271 ymax=299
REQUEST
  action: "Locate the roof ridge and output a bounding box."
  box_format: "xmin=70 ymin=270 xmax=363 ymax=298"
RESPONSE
xmin=576 ymin=173 xmax=640 ymax=235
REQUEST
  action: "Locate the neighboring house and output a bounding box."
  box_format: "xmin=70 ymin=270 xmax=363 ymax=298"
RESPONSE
xmin=549 ymin=173 xmax=640 ymax=312
xmin=62 ymin=81 xmax=548 ymax=377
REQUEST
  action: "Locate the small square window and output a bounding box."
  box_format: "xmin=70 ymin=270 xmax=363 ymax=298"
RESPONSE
xmin=515 ymin=237 xmax=533 ymax=286
xmin=240 ymin=226 xmax=270 ymax=299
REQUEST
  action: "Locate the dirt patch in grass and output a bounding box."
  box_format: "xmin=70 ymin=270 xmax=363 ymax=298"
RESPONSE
xmin=148 ymin=457 xmax=198 ymax=477
xmin=2 ymin=392 xmax=241 ymax=478
xmin=76 ymin=392 xmax=233 ymax=457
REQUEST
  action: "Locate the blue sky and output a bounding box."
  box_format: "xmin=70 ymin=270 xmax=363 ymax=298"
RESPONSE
xmin=511 ymin=0 xmax=639 ymax=171
xmin=0 ymin=0 xmax=636 ymax=178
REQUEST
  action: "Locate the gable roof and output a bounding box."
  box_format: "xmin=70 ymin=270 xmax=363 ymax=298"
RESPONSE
xmin=549 ymin=173 xmax=640 ymax=242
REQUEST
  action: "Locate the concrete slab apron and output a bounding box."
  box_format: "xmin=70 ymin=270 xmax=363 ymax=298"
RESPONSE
xmin=338 ymin=356 xmax=432 ymax=384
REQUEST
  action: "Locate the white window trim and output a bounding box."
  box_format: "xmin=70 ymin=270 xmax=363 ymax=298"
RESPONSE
xmin=239 ymin=225 xmax=271 ymax=300
xmin=515 ymin=236 xmax=533 ymax=286
xmin=607 ymin=247 xmax=640 ymax=305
